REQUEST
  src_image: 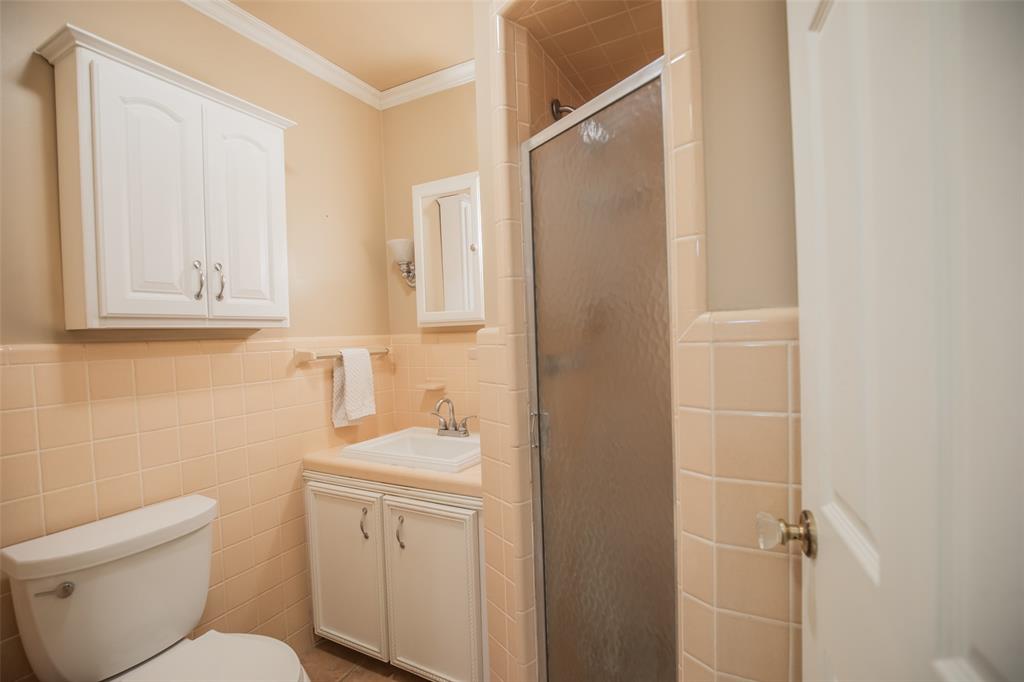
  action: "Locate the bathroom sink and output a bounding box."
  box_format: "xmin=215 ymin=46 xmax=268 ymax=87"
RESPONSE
xmin=340 ymin=427 xmax=480 ymax=473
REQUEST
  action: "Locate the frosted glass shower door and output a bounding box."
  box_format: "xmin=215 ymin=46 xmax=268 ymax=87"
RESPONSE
xmin=526 ymin=77 xmax=675 ymax=681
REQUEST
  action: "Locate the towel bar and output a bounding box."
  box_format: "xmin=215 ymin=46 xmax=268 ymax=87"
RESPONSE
xmin=293 ymin=346 xmax=390 ymax=363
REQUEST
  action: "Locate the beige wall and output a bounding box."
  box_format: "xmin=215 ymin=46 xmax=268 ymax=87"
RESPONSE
xmin=698 ymin=0 xmax=798 ymax=310
xmin=381 ymin=83 xmax=479 ymax=334
xmin=1 ymin=0 xmax=389 ymax=345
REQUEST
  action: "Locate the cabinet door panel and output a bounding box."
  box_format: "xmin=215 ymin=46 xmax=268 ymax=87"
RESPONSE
xmin=306 ymin=483 xmax=389 ymax=660
xmin=383 ymin=496 xmax=482 ymax=682
xmin=204 ymin=104 xmax=289 ymax=320
xmin=92 ymin=58 xmax=208 ymax=317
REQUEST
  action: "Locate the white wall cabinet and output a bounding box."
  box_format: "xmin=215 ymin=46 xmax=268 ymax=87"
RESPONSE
xmin=204 ymin=104 xmax=290 ymax=321
xmin=38 ymin=25 xmax=294 ymax=329
xmin=305 ymin=474 xmax=484 ymax=682
xmin=91 ymin=57 xmax=210 ymax=321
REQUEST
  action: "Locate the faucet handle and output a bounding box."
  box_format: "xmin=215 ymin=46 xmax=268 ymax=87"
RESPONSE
xmin=430 ymin=410 xmax=449 ymax=431
xmin=457 ymin=415 xmax=476 ymax=434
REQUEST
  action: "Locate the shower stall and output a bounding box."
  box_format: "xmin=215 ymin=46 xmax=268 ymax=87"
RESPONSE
xmin=522 ymin=60 xmax=676 ymax=681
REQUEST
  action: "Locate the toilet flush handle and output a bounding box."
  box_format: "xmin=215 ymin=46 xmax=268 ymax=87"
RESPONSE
xmin=34 ymin=581 xmax=75 ymax=599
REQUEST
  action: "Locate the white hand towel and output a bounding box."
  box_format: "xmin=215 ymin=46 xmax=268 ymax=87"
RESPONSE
xmin=332 ymin=348 xmax=376 ymax=428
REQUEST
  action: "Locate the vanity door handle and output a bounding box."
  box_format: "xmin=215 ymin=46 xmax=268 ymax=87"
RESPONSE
xmin=193 ymin=260 xmax=205 ymax=300
xmin=359 ymin=507 xmax=369 ymax=539
xmin=396 ymin=515 xmax=405 ymax=549
xmin=214 ymin=262 xmax=226 ymax=301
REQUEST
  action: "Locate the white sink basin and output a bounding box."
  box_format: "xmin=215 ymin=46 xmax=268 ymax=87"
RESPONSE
xmin=341 ymin=427 xmax=480 ymax=473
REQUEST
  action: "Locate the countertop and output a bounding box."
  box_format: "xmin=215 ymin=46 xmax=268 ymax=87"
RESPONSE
xmin=302 ymin=448 xmax=482 ymax=498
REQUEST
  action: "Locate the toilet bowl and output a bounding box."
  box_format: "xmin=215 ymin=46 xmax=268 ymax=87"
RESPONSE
xmin=0 ymin=495 xmax=310 ymax=682
xmin=113 ymin=631 xmax=309 ymax=682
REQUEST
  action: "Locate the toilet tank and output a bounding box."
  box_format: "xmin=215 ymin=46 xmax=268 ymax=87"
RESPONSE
xmin=0 ymin=495 xmax=217 ymax=682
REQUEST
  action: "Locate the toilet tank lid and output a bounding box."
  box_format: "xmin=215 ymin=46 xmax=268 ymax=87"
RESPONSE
xmin=0 ymin=495 xmax=217 ymax=581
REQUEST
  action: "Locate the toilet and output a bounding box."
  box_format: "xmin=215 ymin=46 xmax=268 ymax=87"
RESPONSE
xmin=0 ymin=495 xmax=309 ymax=682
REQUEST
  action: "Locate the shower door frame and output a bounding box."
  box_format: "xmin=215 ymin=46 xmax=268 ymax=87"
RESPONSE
xmin=519 ymin=56 xmax=671 ymax=681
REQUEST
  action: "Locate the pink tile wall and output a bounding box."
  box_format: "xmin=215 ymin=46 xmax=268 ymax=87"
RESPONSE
xmin=475 ymin=6 xmax=542 ymax=681
xmin=0 ymin=333 xmax=475 ymax=682
xmin=677 ymin=308 xmax=802 ymax=682
xmin=391 ymin=332 xmax=480 ymax=430
xmin=519 ymin=26 xmax=586 ymax=136
xmin=483 ymin=4 xmax=802 ymax=682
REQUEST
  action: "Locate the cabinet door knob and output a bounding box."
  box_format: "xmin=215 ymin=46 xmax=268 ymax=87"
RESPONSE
xmin=359 ymin=506 xmax=369 ymax=539
xmin=193 ymin=260 xmax=205 ymax=300
xmin=755 ymin=510 xmax=817 ymax=558
xmin=214 ymin=262 xmax=226 ymax=301
xmin=396 ymin=515 xmax=406 ymax=549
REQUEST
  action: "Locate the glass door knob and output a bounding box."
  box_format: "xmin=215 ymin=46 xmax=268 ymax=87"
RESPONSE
xmin=755 ymin=510 xmax=817 ymax=558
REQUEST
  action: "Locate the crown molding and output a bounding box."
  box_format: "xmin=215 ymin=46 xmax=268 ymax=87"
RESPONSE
xmin=181 ymin=0 xmax=474 ymax=111
xmin=181 ymin=0 xmax=380 ymax=107
xmin=379 ymin=60 xmax=475 ymax=110
xmin=36 ymin=23 xmax=296 ymax=129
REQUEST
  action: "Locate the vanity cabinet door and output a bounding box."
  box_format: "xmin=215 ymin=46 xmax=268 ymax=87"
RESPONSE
xmin=305 ymin=482 xmax=389 ymax=661
xmin=383 ymin=496 xmax=482 ymax=682
xmin=203 ymin=103 xmax=289 ymax=322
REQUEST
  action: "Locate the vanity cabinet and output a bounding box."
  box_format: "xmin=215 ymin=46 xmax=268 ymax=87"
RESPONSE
xmin=37 ymin=25 xmax=294 ymax=329
xmin=383 ymin=497 xmax=482 ymax=682
xmin=305 ymin=483 xmax=389 ymax=660
xmin=304 ymin=474 xmax=483 ymax=682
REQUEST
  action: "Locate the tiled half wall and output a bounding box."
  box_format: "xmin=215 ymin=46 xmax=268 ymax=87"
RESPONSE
xmin=677 ymin=308 xmax=802 ymax=682
xmin=0 ymin=333 xmax=478 ymax=682
xmin=475 ymin=0 xmax=711 ymax=679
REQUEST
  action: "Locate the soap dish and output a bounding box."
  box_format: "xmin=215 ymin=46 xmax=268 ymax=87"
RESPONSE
xmin=415 ymin=381 xmax=446 ymax=391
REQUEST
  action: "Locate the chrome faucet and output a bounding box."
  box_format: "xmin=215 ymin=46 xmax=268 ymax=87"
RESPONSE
xmin=430 ymin=398 xmax=474 ymax=437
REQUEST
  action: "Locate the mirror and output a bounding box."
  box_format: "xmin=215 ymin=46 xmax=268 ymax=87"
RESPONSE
xmin=412 ymin=172 xmax=484 ymax=327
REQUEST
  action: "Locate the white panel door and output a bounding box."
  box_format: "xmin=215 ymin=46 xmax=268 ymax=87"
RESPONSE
xmin=92 ymin=57 xmax=208 ymax=318
xmin=787 ymin=1 xmax=1023 ymax=679
xmin=383 ymin=496 xmax=482 ymax=682
xmin=204 ymin=103 xmax=289 ymax=320
xmin=305 ymin=482 xmax=389 ymax=661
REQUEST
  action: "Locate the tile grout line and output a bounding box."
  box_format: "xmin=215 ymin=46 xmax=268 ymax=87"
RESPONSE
xmin=709 ymin=338 xmax=718 ymax=675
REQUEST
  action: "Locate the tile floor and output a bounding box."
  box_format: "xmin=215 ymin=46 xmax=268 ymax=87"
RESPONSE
xmin=298 ymin=639 xmax=425 ymax=682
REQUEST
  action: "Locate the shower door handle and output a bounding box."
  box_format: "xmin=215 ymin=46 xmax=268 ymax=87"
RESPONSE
xmin=530 ymin=410 xmax=549 ymax=449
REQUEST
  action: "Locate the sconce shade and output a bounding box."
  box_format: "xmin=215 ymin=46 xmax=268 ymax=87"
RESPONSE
xmin=387 ymin=238 xmax=414 ymax=264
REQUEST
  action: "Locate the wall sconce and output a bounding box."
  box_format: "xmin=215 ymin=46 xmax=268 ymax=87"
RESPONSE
xmin=387 ymin=238 xmax=416 ymax=288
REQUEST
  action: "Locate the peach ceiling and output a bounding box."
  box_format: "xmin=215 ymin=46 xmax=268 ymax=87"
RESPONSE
xmin=508 ymin=0 xmax=663 ymax=99
xmin=232 ymin=0 xmax=475 ymax=90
